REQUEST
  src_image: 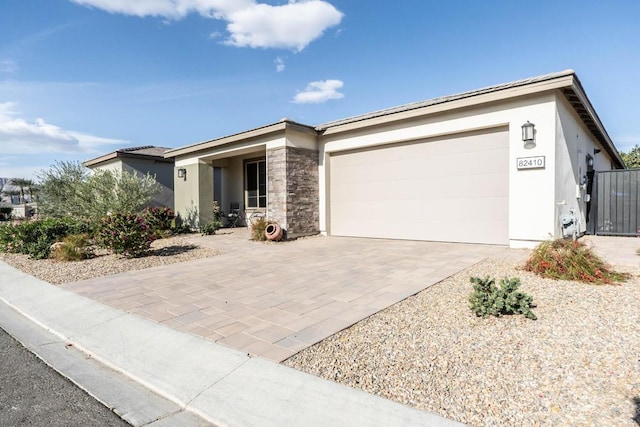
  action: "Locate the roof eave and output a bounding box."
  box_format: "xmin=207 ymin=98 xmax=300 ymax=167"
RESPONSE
xmin=84 ymin=151 xmax=173 ymax=168
xmin=83 ymin=152 xmax=119 ymax=167
xmin=563 ymin=75 xmax=625 ymax=169
xmin=318 ymin=74 xmax=576 ymax=135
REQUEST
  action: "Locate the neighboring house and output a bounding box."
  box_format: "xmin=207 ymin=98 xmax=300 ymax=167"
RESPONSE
xmin=83 ymin=146 xmax=175 ymax=209
xmin=0 ymin=178 xmax=37 ymax=218
xmin=164 ymin=70 xmax=624 ymax=248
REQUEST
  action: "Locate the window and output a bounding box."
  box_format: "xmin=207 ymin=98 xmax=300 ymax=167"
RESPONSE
xmin=246 ymin=160 xmax=266 ymax=208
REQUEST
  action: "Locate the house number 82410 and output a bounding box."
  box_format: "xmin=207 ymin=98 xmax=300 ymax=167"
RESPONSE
xmin=517 ymin=156 xmax=545 ymax=170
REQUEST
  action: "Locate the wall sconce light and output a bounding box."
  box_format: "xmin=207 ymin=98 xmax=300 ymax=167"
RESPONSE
xmin=522 ymin=121 xmax=536 ymax=149
xmin=177 ymin=168 xmax=187 ymax=180
xmin=593 ymin=148 xmax=601 ymax=155
xmin=587 ymin=157 xmax=594 ymax=167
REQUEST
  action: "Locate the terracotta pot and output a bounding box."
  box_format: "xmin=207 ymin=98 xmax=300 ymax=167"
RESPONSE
xmin=264 ymin=223 xmax=283 ymax=241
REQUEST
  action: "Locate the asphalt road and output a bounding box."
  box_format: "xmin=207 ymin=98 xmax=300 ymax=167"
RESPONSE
xmin=0 ymin=326 xmax=129 ymax=427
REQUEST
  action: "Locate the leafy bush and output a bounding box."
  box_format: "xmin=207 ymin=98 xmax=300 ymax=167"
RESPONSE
xmin=200 ymin=220 xmax=222 ymax=236
xmin=50 ymin=234 xmax=93 ymax=262
xmin=212 ymin=201 xmax=221 ymax=222
xmin=0 ymin=217 xmax=90 ymax=259
xmin=524 ymin=239 xmax=629 ymax=284
xmin=37 ymin=161 xmax=160 ymax=221
xmin=250 ymin=217 xmax=269 ymax=241
xmin=469 ymin=276 xmax=537 ymax=320
xmin=95 ymin=213 xmax=155 ymax=258
xmin=141 ymin=206 xmax=175 ymax=235
xmin=170 ymin=222 xmax=193 ymax=235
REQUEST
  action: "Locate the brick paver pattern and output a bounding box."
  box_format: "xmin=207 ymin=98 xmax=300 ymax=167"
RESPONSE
xmin=63 ymin=230 xmax=506 ymax=362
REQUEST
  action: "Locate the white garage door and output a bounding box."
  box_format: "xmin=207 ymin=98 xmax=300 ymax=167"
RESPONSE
xmin=329 ymin=128 xmax=509 ymax=244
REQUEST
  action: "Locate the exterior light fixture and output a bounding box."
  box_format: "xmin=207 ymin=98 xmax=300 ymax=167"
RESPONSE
xmin=587 ymin=157 xmax=594 ymax=167
xmin=593 ymin=148 xmax=601 ymax=155
xmin=522 ymin=121 xmax=535 ymax=149
xmin=177 ymin=168 xmax=187 ymax=180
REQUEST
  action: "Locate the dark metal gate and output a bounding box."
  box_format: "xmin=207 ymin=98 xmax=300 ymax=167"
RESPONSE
xmin=588 ymin=169 xmax=640 ymax=236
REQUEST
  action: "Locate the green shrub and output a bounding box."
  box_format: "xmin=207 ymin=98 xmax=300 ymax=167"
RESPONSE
xmin=170 ymin=222 xmax=193 ymax=235
xmin=250 ymin=217 xmax=269 ymax=241
xmin=212 ymin=201 xmax=221 ymax=222
xmin=50 ymin=234 xmax=93 ymax=262
xmin=469 ymin=276 xmax=537 ymax=320
xmin=0 ymin=217 xmax=90 ymax=259
xmin=37 ymin=161 xmax=160 ymax=221
xmin=524 ymin=239 xmax=629 ymax=284
xmin=95 ymin=213 xmax=155 ymax=258
xmin=140 ymin=206 xmax=176 ymax=237
xmin=200 ymin=220 xmax=222 ymax=236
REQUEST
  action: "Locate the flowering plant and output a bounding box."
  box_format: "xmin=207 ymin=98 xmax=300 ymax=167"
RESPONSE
xmin=96 ymin=212 xmax=155 ymax=258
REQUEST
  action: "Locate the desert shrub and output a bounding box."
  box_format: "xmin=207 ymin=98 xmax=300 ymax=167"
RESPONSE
xmin=0 ymin=217 xmax=90 ymax=259
xmin=250 ymin=217 xmax=269 ymax=241
xmin=141 ymin=206 xmax=175 ymax=235
xmin=212 ymin=201 xmax=221 ymax=222
xmin=469 ymin=276 xmax=537 ymax=320
xmin=524 ymin=239 xmax=629 ymax=284
xmin=50 ymin=234 xmax=93 ymax=262
xmin=200 ymin=219 xmax=222 ymax=236
xmin=37 ymin=161 xmax=160 ymax=221
xmin=95 ymin=213 xmax=155 ymax=258
xmin=170 ymin=222 xmax=193 ymax=234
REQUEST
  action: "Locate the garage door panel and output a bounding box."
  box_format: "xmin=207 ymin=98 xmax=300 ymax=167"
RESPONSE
xmin=329 ymin=128 xmax=509 ymax=245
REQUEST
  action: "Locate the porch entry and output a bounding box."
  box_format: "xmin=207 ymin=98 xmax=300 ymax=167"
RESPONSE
xmin=588 ymin=169 xmax=640 ymax=236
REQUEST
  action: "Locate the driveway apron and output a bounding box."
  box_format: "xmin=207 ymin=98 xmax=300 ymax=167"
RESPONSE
xmin=62 ymin=230 xmax=505 ymax=362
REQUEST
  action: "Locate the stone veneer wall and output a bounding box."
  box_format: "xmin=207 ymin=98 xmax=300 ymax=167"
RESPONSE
xmin=267 ymin=146 xmax=319 ymax=235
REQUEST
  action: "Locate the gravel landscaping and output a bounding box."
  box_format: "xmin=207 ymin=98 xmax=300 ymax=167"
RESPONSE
xmin=284 ymin=255 xmax=640 ymax=427
xmin=1 ymin=233 xmax=639 ymax=426
xmin=0 ymin=235 xmax=221 ymax=284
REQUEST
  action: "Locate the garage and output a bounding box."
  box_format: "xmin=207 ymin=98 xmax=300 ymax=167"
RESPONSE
xmin=329 ymin=127 xmax=509 ymax=245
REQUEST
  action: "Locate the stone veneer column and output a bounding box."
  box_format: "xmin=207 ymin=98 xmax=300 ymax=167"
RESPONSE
xmin=267 ymin=146 xmax=319 ymax=236
xmin=267 ymin=147 xmax=287 ymax=227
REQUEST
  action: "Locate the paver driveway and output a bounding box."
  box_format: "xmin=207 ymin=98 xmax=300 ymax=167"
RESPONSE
xmin=63 ymin=230 xmax=506 ymax=362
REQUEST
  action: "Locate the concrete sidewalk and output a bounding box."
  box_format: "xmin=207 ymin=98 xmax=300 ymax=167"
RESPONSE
xmin=0 ymin=260 xmax=463 ymax=427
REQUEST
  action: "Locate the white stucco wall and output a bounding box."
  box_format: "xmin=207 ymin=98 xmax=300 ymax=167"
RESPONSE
xmin=92 ymin=159 xmax=123 ymax=173
xmin=554 ymin=94 xmax=615 ymax=237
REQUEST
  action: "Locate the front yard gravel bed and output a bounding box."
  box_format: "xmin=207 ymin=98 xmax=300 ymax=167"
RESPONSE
xmin=0 ymin=235 xmax=221 ymax=284
xmin=284 ymin=256 xmax=640 ymax=426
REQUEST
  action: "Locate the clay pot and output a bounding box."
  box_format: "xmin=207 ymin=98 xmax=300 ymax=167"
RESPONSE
xmin=264 ymin=223 xmax=283 ymax=241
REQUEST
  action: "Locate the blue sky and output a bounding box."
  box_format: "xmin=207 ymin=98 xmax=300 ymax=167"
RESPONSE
xmin=1 ymin=0 xmax=639 ymax=179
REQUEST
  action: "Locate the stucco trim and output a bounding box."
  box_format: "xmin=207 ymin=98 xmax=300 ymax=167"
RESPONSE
xmin=164 ymin=120 xmax=316 ymax=158
xmin=84 ymin=151 xmax=173 ymax=168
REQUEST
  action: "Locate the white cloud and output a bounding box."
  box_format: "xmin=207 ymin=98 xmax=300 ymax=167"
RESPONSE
xmin=71 ymin=0 xmax=343 ymax=51
xmin=0 ymin=59 xmax=18 ymax=74
xmin=275 ymin=56 xmax=285 ymax=72
xmin=292 ymin=79 xmax=344 ymax=104
xmin=0 ymin=102 xmax=126 ymax=155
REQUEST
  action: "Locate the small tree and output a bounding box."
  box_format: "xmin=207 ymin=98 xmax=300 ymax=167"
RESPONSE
xmin=37 ymin=161 xmax=161 ymax=221
xmin=620 ymin=144 xmax=640 ymax=169
xmin=36 ymin=161 xmax=89 ymax=217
